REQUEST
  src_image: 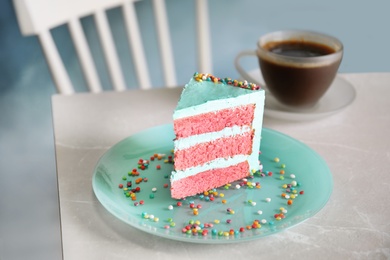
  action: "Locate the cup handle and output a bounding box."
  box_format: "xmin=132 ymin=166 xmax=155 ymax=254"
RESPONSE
xmin=234 ymin=50 xmax=263 ymax=86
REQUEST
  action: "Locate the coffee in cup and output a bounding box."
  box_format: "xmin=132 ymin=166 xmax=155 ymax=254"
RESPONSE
xmin=235 ymin=30 xmax=343 ymax=108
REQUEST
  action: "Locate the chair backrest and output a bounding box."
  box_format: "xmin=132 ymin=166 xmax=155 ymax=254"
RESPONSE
xmin=13 ymin=0 xmax=212 ymax=95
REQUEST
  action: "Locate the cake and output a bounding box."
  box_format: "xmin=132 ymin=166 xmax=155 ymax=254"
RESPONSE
xmin=170 ymin=73 xmax=265 ymax=199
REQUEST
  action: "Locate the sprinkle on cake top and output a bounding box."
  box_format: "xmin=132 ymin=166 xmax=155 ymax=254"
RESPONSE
xmin=193 ymin=72 xmax=261 ymax=91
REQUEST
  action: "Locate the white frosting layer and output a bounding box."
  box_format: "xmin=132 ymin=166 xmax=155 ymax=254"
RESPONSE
xmin=174 ymin=125 xmax=251 ymax=151
xmin=170 ymin=155 xmax=248 ymax=183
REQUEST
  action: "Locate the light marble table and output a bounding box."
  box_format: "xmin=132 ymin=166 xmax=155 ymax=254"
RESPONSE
xmin=52 ymin=73 xmax=390 ymax=259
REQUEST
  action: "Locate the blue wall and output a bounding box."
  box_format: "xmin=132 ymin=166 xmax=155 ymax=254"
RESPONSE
xmin=0 ymin=0 xmax=389 ymax=259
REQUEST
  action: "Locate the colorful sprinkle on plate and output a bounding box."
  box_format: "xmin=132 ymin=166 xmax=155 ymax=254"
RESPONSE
xmin=92 ymin=125 xmax=333 ymax=243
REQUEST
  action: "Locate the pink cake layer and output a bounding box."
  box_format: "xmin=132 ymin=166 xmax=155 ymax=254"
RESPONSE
xmin=174 ymin=104 xmax=255 ymax=139
xmin=174 ymin=131 xmax=254 ymax=170
xmin=171 ymin=161 xmax=249 ymax=199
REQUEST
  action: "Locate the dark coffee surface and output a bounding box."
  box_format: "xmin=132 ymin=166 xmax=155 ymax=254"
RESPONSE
xmin=265 ymin=40 xmax=335 ymax=58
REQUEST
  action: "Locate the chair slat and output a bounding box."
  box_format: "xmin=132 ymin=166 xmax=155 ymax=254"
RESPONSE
xmin=152 ymin=0 xmax=177 ymax=87
xmin=38 ymin=30 xmax=74 ymax=95
xmin=122 ymin=2 xmax=152 ymax=90
xmin=94 ymin=9 xmax=127 ymax=92
xmin=196 ymin=0 xmax=212 ymax=74
xmin=14 ymin=0 xmax=212 ymax=94
xmin=68 ymin=17 xmax=102 ymax=93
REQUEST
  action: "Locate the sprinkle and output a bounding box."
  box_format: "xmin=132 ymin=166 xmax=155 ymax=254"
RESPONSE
xmin=290 ymin=174 xmax=296 ymax=179
xmin=193 ymin=72 xmax=260 ymax=90
xmin=274 ymin=157 xmax=280 ymax=163
xmin=265 ymin=198 xmax=271 ymax=202
xmin=152 ymin=187 xmax=157 ymax=193
xmin=280 ymin=207 xmax=288 ymax=214
xmin=168 ymin=205 xmax=173 ymax=210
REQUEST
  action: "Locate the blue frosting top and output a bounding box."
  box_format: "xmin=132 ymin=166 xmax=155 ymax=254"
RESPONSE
xmin=176 ymin=73 xmax=261 ymax=110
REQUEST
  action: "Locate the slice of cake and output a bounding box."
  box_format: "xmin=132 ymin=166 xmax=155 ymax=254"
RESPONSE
xmin=170 ymin=73 xmax=265 ymax=199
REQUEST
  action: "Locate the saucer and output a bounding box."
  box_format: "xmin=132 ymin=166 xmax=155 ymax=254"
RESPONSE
xmin=246 ymin=69 xmax=356 ymax=121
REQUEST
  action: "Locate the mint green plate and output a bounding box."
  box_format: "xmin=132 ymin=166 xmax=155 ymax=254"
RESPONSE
xmin=92 ymin=124 xmax=332 ymax=243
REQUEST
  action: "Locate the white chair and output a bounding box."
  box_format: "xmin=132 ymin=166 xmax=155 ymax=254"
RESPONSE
xmin=13 ymin=0 xmax=212 ymax=95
